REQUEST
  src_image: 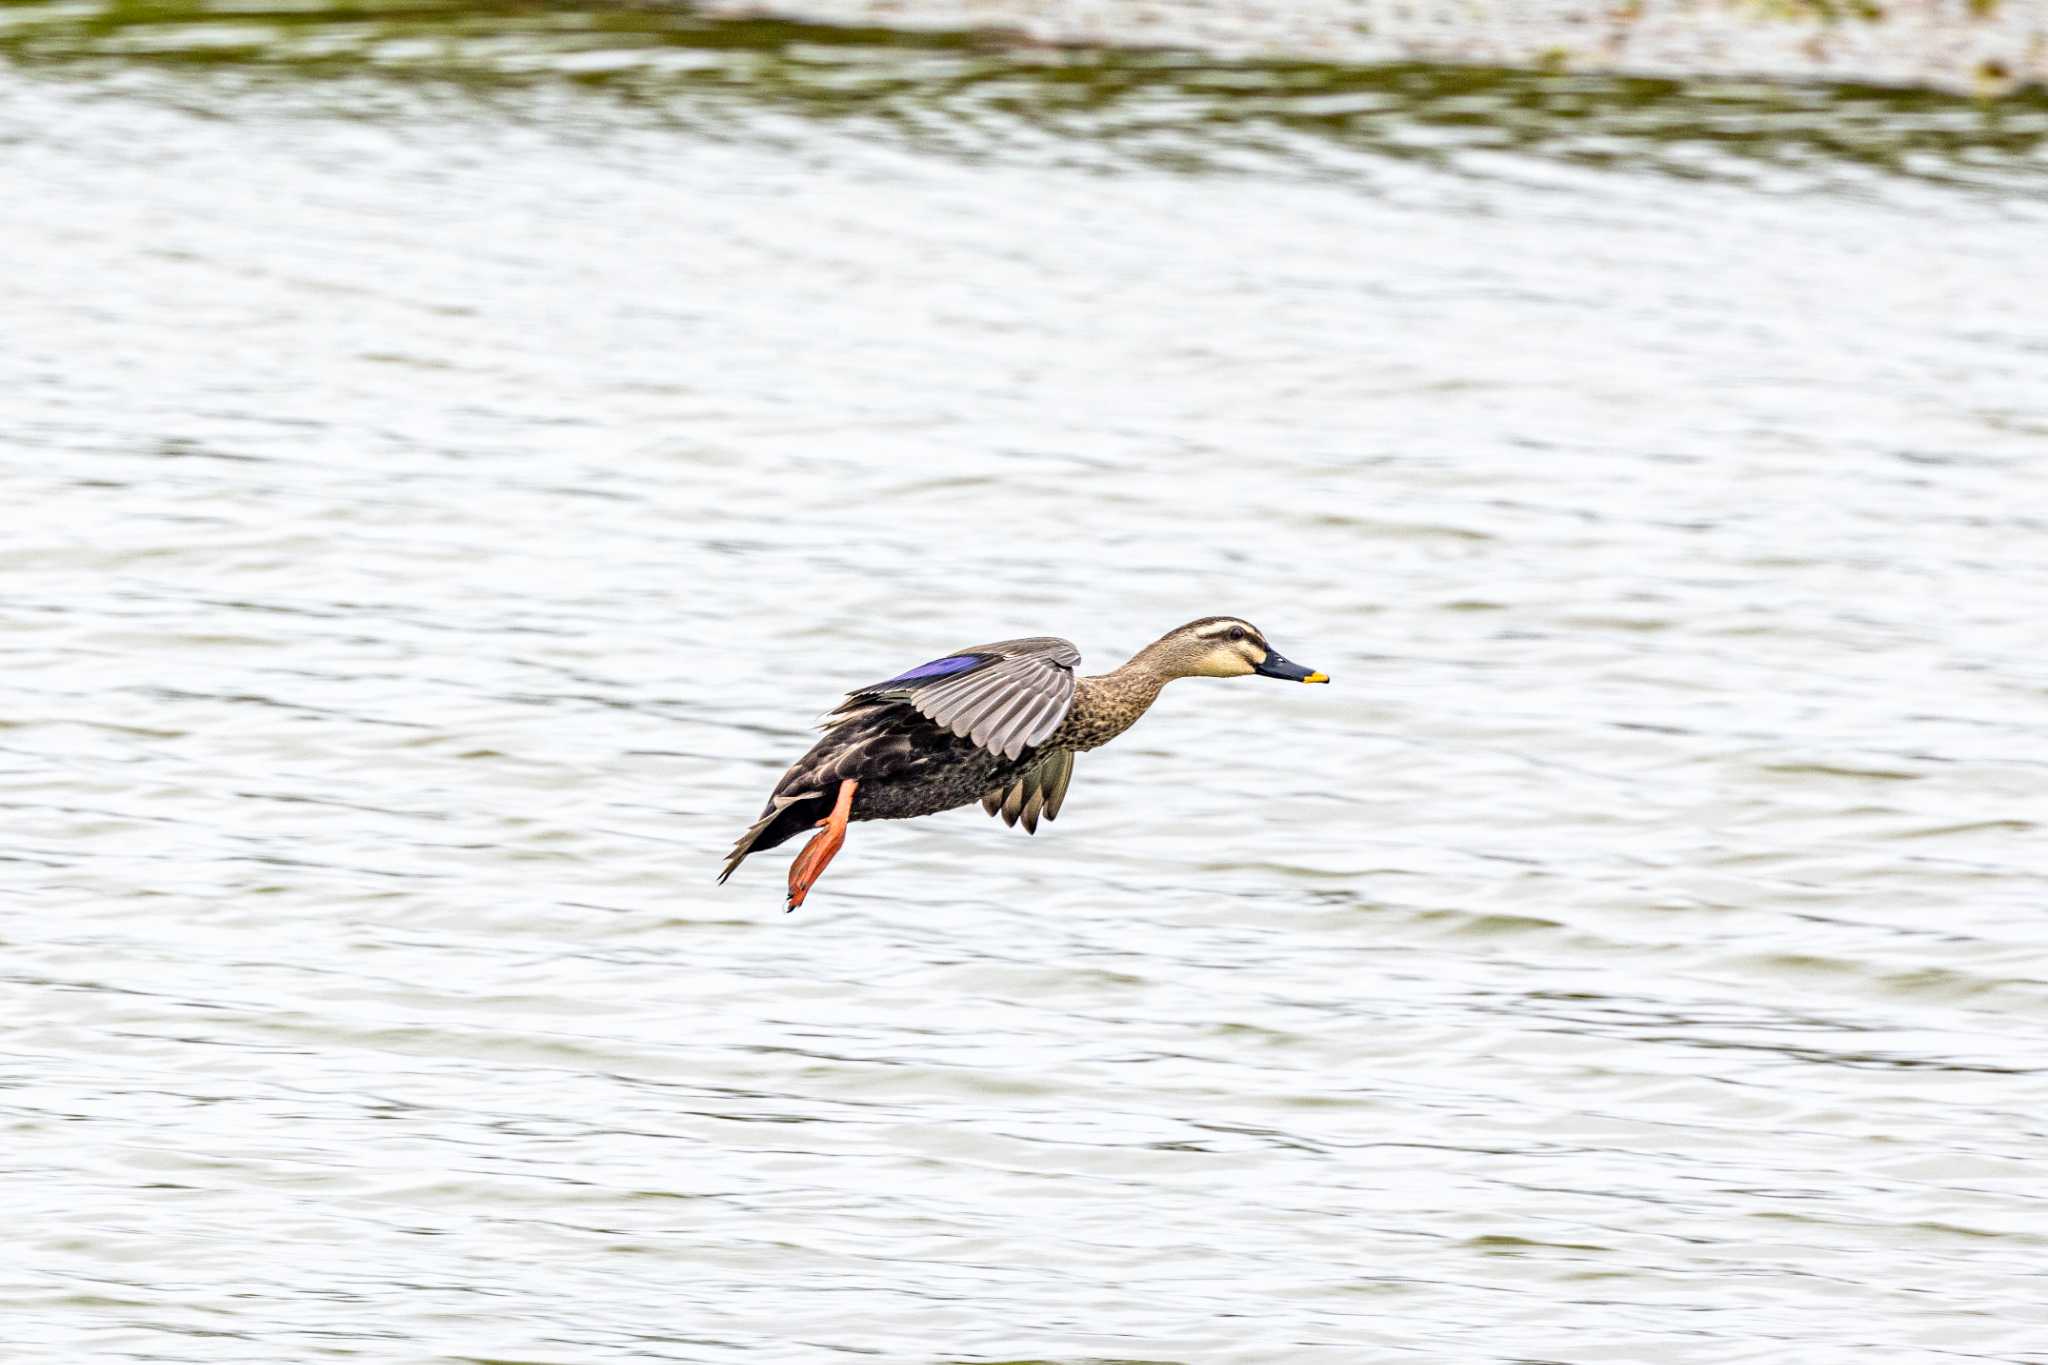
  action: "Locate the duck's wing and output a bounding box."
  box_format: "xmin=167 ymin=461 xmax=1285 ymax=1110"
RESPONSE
xmin=981 ymin=747 xmax=1076 ymax=835
xmin=831 ymin=635 xmax=1080 ymax=760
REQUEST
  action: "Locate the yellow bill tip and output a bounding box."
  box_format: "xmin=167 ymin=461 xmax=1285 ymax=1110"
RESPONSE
xmin=1303 ymin=671 xmax=1329 ymax=684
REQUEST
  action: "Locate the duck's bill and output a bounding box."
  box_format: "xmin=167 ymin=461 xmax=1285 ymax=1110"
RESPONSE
xmin=1255 ymin=650 xmax=1330 ymax=684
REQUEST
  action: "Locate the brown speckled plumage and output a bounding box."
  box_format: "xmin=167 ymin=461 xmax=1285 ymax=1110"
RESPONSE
xmin=718 ymin=617 xmax=1328 ymax=900
xmin=1049 ymin=670 xmax=1166 ymax=752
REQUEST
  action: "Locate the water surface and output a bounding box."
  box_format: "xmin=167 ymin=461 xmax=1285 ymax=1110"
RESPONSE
xmin=4 ymin=6 xmax=2048 ymax=1364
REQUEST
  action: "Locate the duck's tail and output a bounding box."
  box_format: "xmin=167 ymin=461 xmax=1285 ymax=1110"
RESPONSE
xmin=716 ymin=791 xmax=821 ymax=884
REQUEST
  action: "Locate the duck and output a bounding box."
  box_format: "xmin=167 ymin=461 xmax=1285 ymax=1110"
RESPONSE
xmin=719 ymin=616 xmax=1329 ymax=911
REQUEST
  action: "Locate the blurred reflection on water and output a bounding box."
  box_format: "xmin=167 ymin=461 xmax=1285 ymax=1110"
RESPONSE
xmin=4 ymin=5 xmax=2047 ymax=1364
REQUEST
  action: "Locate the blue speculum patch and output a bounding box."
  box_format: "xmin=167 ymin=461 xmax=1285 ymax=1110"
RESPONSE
xmin=884 ymin=653 xmax=984 ymax=684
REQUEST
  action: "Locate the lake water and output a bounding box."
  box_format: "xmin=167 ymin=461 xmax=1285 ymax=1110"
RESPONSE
xmin=5 ymin=5 xmax=2048 ymax=1363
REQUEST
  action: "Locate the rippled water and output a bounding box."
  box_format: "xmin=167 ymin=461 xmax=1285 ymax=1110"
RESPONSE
xmin=6 ymin=5 xmax=2048 ymax=1363
xmin=697 ymin=0 xmax=2048 ymax=94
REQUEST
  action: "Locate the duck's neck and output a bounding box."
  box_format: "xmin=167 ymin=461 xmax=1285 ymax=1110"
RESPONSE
xmin=1057 ymin=656 xmax=1174 ymax=752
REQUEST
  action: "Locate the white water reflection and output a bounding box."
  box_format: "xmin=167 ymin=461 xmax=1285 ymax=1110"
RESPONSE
xmin=4 ymin=21 xmax=2048 ymax=1365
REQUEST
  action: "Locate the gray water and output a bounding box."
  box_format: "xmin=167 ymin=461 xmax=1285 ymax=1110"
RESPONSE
xmin=694 ymin=0 xmax=2048 ymax=94
xmin=5 ymin=6 xmax=2048 ymax=1364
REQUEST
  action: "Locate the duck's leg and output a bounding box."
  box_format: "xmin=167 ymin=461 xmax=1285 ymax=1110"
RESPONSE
xmin=786 ymin=778 xmax=857 ymax=913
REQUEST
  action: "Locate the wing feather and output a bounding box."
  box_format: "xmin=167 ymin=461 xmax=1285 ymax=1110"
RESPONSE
xmin=995 ymin=693 xmax=1052 ymax=757
xmin=1021 ymin=691 xmax=1068 ymax=751
xmin=1043 ymin=749 xmax=1076 ymax=821
xmin=1019 ymin=781 xmax=1048 ymax=835
xmin=977 ymin=690 xmax=1044 ymax=756
xmin=836 ymin=636 xmax=1079 ymax=760
xmin=919 ymin=668 xmax=994 ymax=710
xmin=984 ymin=747 xmax=1078 ymax=835
xmin=952 ymin=687 xmax=1016 ymax=744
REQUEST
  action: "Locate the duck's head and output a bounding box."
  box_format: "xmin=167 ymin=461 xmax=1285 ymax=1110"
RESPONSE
xmin=1141 ymin=616 xmax=1330 ymax=684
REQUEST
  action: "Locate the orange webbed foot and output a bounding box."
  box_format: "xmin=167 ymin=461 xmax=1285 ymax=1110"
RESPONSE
xmin=786 ymin=778 xmax=857 ymax=912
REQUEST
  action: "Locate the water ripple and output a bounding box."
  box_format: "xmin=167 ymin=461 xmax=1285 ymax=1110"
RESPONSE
xmin=4 ymin=8 xmax=2048 ymax=1364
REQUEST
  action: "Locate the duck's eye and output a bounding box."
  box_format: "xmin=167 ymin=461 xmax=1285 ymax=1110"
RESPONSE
xmin=1229 ymin=627 xmax=1246 ymax=642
